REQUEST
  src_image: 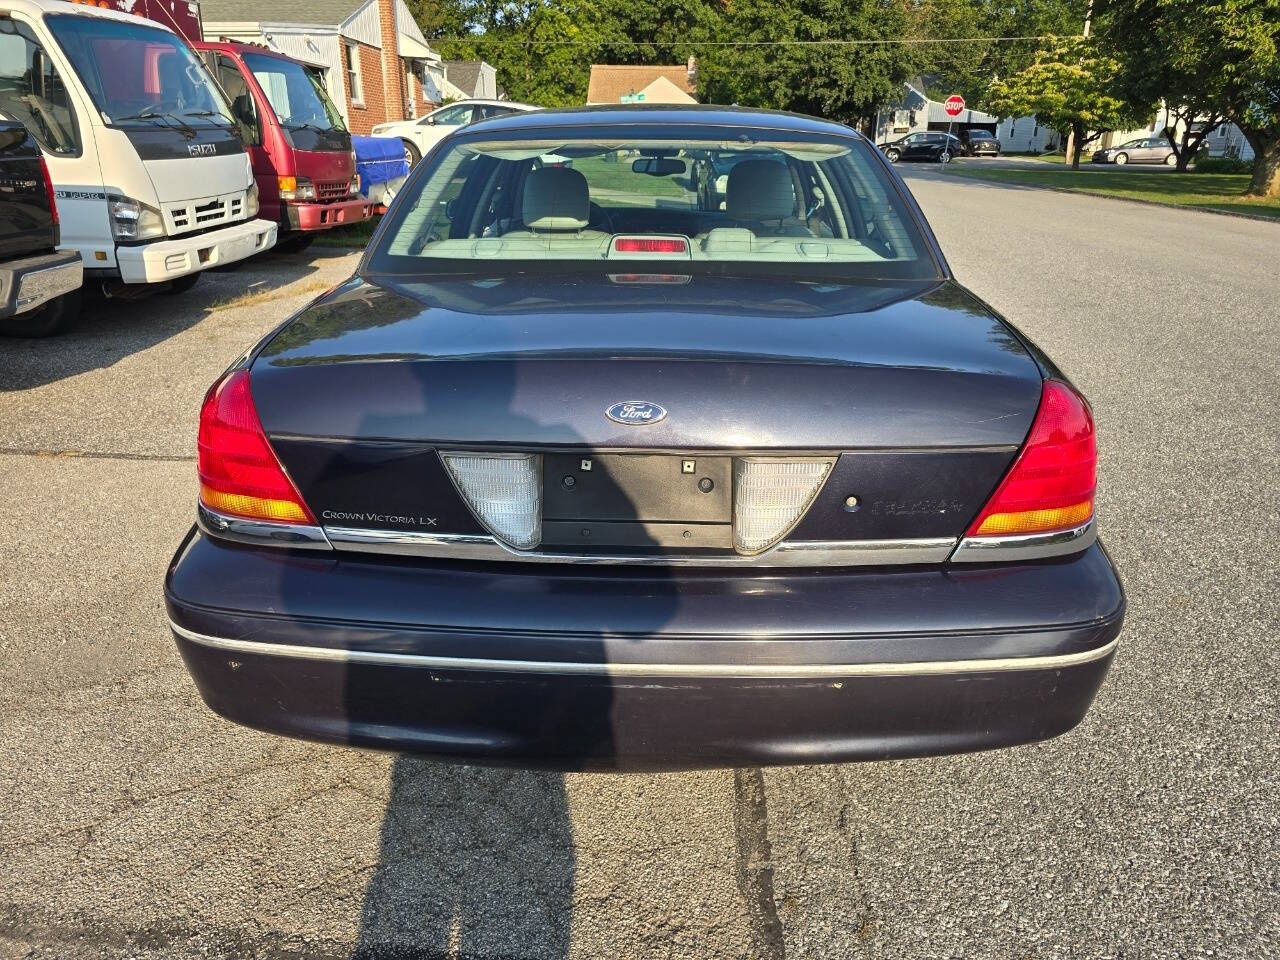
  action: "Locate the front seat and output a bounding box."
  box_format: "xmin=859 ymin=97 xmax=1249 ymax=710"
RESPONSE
xmin=724 ymin=158 xmax=812 ymax=236
xmin=505 ymin=167 xmax=607 ymax=239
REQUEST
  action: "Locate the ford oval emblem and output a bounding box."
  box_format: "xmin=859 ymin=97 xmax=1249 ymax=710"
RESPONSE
xmin=606 ymin=401 xmax=667 ymax=426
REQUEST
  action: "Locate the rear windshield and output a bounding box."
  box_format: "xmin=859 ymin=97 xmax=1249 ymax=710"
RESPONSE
xmin=366 ymin=133 xmax=938 ymax=280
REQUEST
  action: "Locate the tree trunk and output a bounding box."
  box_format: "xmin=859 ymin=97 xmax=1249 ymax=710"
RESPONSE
xmin=1241 ymin=129 xmax=1280 ymax=197
xmin=1176 ymin=130 xmax=1194 ymax=172
xmin=1070 ymin=121 xmax=1084 ymax=170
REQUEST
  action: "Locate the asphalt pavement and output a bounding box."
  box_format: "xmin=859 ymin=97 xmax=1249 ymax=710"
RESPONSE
xmin=1 ymin=178 xmax=1277 ymax=959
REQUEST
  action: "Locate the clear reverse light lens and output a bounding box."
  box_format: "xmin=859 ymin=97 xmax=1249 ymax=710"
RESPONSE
xmin=733 ymin=458 xmax=833 ymax=554
xmin=442 ymin=453 xmax=542 ymax=549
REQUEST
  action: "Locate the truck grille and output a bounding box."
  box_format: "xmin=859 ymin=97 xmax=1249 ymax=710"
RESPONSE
xmin=315 ymin=180 xmax=350 ymax=203
xmin=165 ymin=193 xmax=245 ymax=235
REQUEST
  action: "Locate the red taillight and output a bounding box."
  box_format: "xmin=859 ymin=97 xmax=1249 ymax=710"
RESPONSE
xmin=39 ymin=156 xmax=57 ymax=226
xmin=197 ymin=370 xmax=315 ymax=524
xmin=965 ymin=379 xmax=1096 ymax=537
xmin=612 ymin=237 xmax=688 ymax=254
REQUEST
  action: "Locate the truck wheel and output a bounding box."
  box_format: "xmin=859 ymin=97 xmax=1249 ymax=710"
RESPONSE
xmin=165 ymin=273 xmax=201 ymax=295
xmin=276 ymin=234 xmax=315 ymax=254
xmin=1 ymin=290 xmax=81 ymax=338
xmin=403 ymin=140 xmax=421 ymax=168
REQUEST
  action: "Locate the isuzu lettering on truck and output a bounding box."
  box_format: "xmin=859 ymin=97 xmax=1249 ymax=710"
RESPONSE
xmin=0 ymin=0 xmax=276 ymax=296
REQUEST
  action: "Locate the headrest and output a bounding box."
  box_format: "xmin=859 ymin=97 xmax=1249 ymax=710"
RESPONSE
xmin=726 ymin=159 xmax=796 ymax=222
xmin=522 ymin=166 xmax=590 ymax=231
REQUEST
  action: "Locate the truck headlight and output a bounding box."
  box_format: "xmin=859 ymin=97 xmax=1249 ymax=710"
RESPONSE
xmin=108 ymin=195 xmax=164 ymax=241
xmin=349 ymin=175 xmax=360 ymax=196
xmin=277 ymin=176 xmax=316 ymax=202
xmin=247 ymin=181 xmax=260 ymax=218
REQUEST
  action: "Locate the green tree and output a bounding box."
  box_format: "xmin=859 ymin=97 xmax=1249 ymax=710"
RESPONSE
xmin=427 ymin=0 xmax=602 ymax=105
xmin=1098 ymin=0 xmax=1280 ymax=194
xmin=920 ymin=0 xmax=1090 ymax=108
xmin=698 ymin=0 xmax=918 ymax=126
xmin=985 ymin=37 xmax=1151 ymax=168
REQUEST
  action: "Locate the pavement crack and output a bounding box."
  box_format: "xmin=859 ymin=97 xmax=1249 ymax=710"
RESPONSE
xmin=0 ymin=445 xmax=194 ymax=462
xmin=732 ymin=766 xmax=786 ymax=960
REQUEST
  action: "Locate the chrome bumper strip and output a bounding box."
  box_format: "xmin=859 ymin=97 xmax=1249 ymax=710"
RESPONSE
xmin=950 ymin=519 xmax=1096 ymax=563
xmin=170 ymin=621 xmax=1120 ymax=678
xmin=197 ymin=502 xmax=332 ymax=551
xmin=322 ymin=527 xmax=957 ymax=567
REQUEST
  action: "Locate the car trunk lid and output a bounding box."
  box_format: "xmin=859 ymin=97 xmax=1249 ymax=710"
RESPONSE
xmin=250 ymin=273 xmax=1044 ymax=553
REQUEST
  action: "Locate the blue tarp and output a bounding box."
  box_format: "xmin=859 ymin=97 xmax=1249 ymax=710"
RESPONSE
xmin=352 ymin=135 xmax=409 ymax=201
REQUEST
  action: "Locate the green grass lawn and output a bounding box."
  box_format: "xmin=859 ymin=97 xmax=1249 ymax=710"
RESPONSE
xmin=943 ymin=164 xmax=1280 ymax=220
xmin=571 ymin=155 xmax=691 ymax=198
xmin=312 ymin=217 xmax=381 ymax=248
xmin=999 ymin=152 xmax=1067 ymax=163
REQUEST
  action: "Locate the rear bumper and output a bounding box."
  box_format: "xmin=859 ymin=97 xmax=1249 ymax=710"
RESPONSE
xmin=115 ymin=219 xmax=277 ymax=283
xmin=283 ymin=198 xmax=373 ymax=232
xmin=165 ymin=531 xmax=1125 ymax=770
xmin=0 ymin=250 xmax=82 ymax=319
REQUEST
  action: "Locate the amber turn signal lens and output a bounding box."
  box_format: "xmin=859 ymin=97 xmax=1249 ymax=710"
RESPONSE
xmin=965 ymin=380 xmax=1096 ymax=538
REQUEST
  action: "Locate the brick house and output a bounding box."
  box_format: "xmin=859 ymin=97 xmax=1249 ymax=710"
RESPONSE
xmin=201 ymin=0 xmax=445 ymax=135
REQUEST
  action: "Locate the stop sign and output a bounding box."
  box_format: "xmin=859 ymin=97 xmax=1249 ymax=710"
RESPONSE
xmin=944 ymin=95 xmax=966 ymax=118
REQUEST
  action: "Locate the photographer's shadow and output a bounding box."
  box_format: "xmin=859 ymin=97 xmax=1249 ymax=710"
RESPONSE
xmin=354 ymin=758 xmax=573 ymax=958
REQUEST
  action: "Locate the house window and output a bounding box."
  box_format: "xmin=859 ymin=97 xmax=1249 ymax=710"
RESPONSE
xmin=344 ymin=41 xmax=363 ymax=104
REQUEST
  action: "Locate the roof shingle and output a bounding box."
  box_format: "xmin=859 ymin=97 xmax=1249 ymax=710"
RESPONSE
xmin=586 ymin=64 xmax=696 ymax=104
xmin=199 ymin=0 xmax=362 ymax=27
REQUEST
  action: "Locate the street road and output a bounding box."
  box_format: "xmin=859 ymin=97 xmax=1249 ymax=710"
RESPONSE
xmin=1 ymin=175 xmax=1277 ymax=959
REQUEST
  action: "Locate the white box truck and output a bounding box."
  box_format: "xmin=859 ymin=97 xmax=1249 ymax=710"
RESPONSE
xmin=0 ymin=0 xmax=275 ymax=297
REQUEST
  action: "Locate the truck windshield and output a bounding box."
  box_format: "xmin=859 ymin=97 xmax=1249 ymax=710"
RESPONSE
xmin=44 ymin=15 xmax=233 ymax=129
xmin=242 ymin=52 xmax=347 ymax=150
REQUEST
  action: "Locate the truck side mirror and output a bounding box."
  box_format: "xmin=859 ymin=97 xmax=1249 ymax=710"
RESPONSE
xmin=232 ymin=95 xmax=260 ymax=146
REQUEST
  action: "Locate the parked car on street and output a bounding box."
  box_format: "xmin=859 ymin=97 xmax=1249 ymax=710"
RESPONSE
xmin=372 ymin=99 xmax=536 ymax=167
xmin=196 ymin=42 xmax=372 ymax=252
xmin=166 ymin=105 xmax=1124 ymax=771
xmin=957 ymin=128 xmax=1001 ymax=157
xmin=1092 ymin=137 xmax=1177 ymax=166
xmin=879 ymin=131 xmax=963 ymax=163
xmin=0 ymin=118 xmax=81 ymax=336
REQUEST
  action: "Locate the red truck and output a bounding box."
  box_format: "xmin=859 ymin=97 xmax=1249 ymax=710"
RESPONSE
xmin=194 ymin=41 xmax=372 ymax=249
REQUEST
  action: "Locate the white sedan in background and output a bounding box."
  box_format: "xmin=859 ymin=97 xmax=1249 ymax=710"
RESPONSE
xmin=373 ymin=99 xmax=537 ymax=167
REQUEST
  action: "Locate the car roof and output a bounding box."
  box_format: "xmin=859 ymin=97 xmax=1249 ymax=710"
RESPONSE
xmin=464 ymin=103 xmax=859 ymax=139
xmin=437 ymin=99 xmax=536 ymax=111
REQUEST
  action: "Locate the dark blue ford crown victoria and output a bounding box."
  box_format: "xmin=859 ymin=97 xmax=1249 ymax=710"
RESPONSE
xmin=165 ymin=106 xmax=1124 ymax=770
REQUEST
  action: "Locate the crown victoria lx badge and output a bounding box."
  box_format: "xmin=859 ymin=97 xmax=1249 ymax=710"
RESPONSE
xmin=606 ymin=401 xmax=667 ymax=425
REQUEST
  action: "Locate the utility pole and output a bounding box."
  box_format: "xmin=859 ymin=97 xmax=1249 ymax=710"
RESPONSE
xmin=1063 ymin=0 xmax=1094 ymax=164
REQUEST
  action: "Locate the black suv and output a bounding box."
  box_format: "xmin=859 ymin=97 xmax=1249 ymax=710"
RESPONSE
xmin=0 ymin=119 xmax=82 ymax=336
xmin=878 ymin=132 xmax=964 ymax=164
xmin=957 ymin=128 xmax=1001 ymax=157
